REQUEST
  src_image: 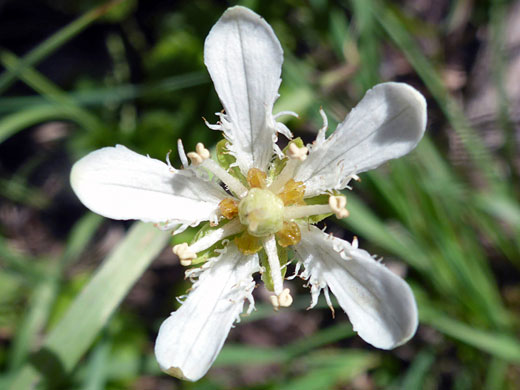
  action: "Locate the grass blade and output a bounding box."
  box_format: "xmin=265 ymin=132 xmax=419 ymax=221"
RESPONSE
xmin=6 ymin=222 xmax=169 ymax=390
xmin=0 ymin=0 xmax=124 ymax=95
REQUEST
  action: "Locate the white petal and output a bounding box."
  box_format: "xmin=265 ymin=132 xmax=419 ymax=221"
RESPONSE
xmin=294 ymin=82 xmax=427 ymax=196
xmin=204 ymin=6 xmax=283 ymax=174
xmin=294 ymin=226 xmax=418 ymax=349
xmin=70 ymin=145 xmax=227 ymax=226
xmin=155 ymin=246 xmax=259 ymax=381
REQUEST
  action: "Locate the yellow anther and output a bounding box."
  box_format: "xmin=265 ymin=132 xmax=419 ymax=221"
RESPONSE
xmin=187 ymin=142 xmax=210 ymax=165
xmin=234 ymin=231 xmax=262 ymax=255
xmin=172 ymin=243 xmax=196 ymax=266
xmin=328 ymin=195 xmax=349 ymax=219
xmin=277 ymin=179 xmax=305 ymax=206
xmin=276 ymin=221 xmax=301 ymax=247
xmin=270 ymin=288 xmax=293 ymax=310
xmin=287 ymin=143 xmax=308 ymax=161
xmin=219 ymin=198 xmax=239 ymax=219
xmin=247 ymin=168 xmax=267 ymax=188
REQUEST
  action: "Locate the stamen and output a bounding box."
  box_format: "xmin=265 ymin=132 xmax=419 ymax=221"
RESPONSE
xmin=247 ymin=168 xmax=267 ymax=188
xmin=219 ymin=198 xmax=239 ymax=219
xmin=284 ymin=204 xmax=332 ymax=220
xmin=268 ymin=158 xmax=298 ymax=194
xmin=269 ymin=142 xmax=308 ymax=194
xmin=191 ymin=219 xmax=243 ymax=253
xmin=262 ymin=235 xmax=284 ymax=297
xmin=287 ymin=143 xmax=308 ymax=161
xmin=172 ymin=243 xmax=196 ymax=266
xmin=328 ymin=195 xmax=349 ymax=218
xmin=187 ymin=142 xmax=210 ymax=165
xmin=200 ymin=158 xmax=248 ymax=198
xmin=270 ymin=288 xmax=293 ymax=311
xmin=173 ymin=219 xmax=243 ymax=265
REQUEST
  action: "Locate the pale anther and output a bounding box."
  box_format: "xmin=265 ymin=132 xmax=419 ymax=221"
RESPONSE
xmin=172 ymin=243 xmax=196 ymax=266
xmin=270 ymin=288 xmax=293 ymax=310
xmin=328 ymin=195 xmax=349 ymax=219
xmin=287 ymin=143 xmax=308 ymax=161
xmin=187 ymin=142 xmax=210 ymax=165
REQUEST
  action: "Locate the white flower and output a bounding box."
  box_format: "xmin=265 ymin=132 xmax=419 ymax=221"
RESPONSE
xmin=70 ymin=6 xmax=426 ymax=382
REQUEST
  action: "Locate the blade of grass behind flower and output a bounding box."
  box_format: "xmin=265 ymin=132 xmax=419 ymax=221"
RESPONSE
xmin=337 ymin=194 xmax=431 ymax=272
xmin=0 ymin=72 xmax=208 ymax=114
xmin=79 ymin=332 xmax=111 ymax=390
xmin=6 ymin=222 xmax=169 ymax=390
xmin=401 ymin=349 xmax=435 ymax=390
xmin=0 ymin=104 xmax=101 ymax=144
xmin=350 ymin=0 xmax=381 ymax=90
xmin=364 ymin=153 xmax=510 ymax=329
xmin=484 ymin=358 xmax=508 ymax=390
xmin=281 ymin=350 xmax=379 ymax=390
xmin=0 ymin=176 xmax=50 ymax=209
xmin=370 ymin=0 xmax=502 ymax=190
xmin=7 ymin=213 xmax=103 ymax=372
xmin=490 ymin=0 xmax=517 ymax=176
xmin=419 ymin=303 xmax=520 ymax=363
xmin=0 ymin=0 xmax=124 ymax=95
xmin=0 ymin=52 xmax=73 ymax=105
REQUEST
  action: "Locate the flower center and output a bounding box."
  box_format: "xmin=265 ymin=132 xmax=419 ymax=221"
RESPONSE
xmin=238 ymin=188 xmax=284 ymax=237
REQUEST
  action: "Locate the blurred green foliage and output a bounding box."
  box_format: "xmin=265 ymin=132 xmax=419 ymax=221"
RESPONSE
xmin=0 ymin=0 xmax=519 ymax=389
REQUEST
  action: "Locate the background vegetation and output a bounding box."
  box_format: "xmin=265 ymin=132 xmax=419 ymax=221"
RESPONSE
xmin=0 ymin=0 xmax=519 ymax=389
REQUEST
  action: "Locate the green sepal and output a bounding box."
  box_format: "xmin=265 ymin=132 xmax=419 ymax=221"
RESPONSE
xmin=259 ymin=244 xmax=289 ymax=292
xmin=216 ymin=139 xmax=247 ymax=186
xmin=268 ymin=137 xmax=305 ymax=181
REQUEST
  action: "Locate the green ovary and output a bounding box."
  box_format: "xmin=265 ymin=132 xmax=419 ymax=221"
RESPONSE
xmin=238 ymin=188 xmax=284 ymax=237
